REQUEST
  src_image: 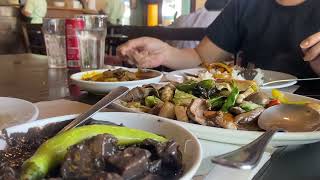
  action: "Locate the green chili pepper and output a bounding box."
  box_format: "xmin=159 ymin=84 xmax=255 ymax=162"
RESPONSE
xmin=20 ymin=125 xmax=166 ymax=180
xmin=208 ymin=96 xmax=225 ymax=109
xmin=198 ymin=79 xmax=215 ymax=90
xmin=221 ymin=86 xmax=240 ymax=112
xmin=176 ymin=80 xmax=197 ymax=93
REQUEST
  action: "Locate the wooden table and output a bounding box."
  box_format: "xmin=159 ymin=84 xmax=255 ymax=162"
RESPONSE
xmin=1 ymin=53 xmax=320 ymax=179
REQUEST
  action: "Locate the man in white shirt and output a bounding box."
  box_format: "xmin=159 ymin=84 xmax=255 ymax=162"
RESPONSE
xmin=168 ymin=0 xmax=230 ymax=49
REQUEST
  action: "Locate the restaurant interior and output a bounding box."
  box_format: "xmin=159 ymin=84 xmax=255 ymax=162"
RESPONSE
xmin=0 ymin=0 xmax=320 ymax=180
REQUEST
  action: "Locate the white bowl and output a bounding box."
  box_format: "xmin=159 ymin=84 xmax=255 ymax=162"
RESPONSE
xmin=71 ymin=68 xmax=163 ymax=94
xmin=113 ymin=90 xmax=320 ymax=147
xmin=0 ymin=97 xmax=39 ymax=129
xmin=1 ymin=112 xmax=202 ymax=180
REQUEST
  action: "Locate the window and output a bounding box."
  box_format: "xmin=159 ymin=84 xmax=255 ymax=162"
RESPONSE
xmin=162 ymin=0 xmax=182 ymax=26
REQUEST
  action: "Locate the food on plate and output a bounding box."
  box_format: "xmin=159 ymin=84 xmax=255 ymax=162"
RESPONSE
xmin=81 ymin=68 xmax=159 ymax=82
xmin=0 ymin=122 xmax=183 ymax=180
xmin=120 ymin=80 xmax=320 ymax=131
xmin=184 ymin=63 xmax=265 ymax=85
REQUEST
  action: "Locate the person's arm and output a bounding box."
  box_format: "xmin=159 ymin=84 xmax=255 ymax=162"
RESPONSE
xmin=21 ymin=0 xmax=33 ymax=17
xmin=117 ymin=36 xmax=231 ymax=69
xmin=164 ymin=37 xmax=232 ymax=69
xmin=300 ymin=32 xmax=320 ymax=76
xmin=118 ymin=0 xmax=240 ymax=69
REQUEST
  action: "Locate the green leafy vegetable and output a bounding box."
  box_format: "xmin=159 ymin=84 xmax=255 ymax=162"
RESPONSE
xmin=198 ymin=79 xmax=215 ymax=90
xmin=208 ymin=96 xmax=225 ymax=109
xmin=176 ymin=80 xmax=197 ymax=93
xmin=173 ymin=89 xmax=197 ymax=106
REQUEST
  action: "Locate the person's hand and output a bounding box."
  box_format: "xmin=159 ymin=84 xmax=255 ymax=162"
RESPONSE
xmin=300 ymin=32 xmax=320 ymax=75
xmin=300 ymin=32 xmax=320 ymax=61
xmin=117 ymin=37 xmax=171 ymax=68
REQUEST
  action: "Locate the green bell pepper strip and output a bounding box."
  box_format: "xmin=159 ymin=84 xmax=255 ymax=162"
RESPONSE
xmin=20 ymin=125 xmax=167 ymax=180
xmin=221 ymin=87 xmax=240 ymax=112
xmin=198 ymin=79 xmax=215 ymax=90
xmin=208 ymin=96 xmax=225 ymax=109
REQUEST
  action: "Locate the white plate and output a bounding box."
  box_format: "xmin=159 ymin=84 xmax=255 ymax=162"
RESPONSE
xmin=71 ymin=67 xmax=163 ymax=93
xmin=165 ymin=68 xmax=298 ymax=90
xmin=113 ymin=92 xmax=320 ymax=147
xmin=1 ymin=112 xmax=202 ymax=180
xmin=0 ymin=97 xmax=39 ymax=129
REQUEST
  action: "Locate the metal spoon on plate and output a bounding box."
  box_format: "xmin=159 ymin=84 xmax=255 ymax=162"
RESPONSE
xmin=262 ymin=77 xmax=320 ymax=86
xmin=58 ymin=86 xmax=129 ymax=133
xmin=211 ymin=104 xmax=320 ymax=170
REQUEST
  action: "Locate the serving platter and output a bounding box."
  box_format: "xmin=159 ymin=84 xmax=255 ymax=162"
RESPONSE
xmin=0 ymin=112 xmax=201 ymax=180
xmin=112 ymin=91 xmax=320 ymax=147
xmin=165 ymin=68 xmax=298 ymax=90
xmin=71 ymin=67 xmax=163 ymax=93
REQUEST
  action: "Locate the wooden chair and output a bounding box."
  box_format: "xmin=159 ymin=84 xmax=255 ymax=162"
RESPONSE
xmin=109 ymin=25 xmax=206 ymax=41
xmin=21 ymin=23 xmax=46 ymax=55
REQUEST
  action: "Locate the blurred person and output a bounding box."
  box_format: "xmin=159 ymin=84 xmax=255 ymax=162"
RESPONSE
xmin=118 ymin=0 xmax=320 ymax=79
xmin=169 ymin=0 xmax=230 ymax=49
xmin=21 ymin=0 xmax=47 ymax=24
xmin=103 ymin=0 xmax=125 ymax=24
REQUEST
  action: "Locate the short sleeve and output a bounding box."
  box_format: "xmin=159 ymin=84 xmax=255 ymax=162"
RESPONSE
xmin=206 ymin=0 xmax=243 ymax=54
xmin=24 ymin=0 xmax=35 ymax=14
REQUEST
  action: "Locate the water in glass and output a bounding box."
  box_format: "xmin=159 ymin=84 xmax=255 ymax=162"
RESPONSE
xmin=44 ymin=34 xmax=66 ymax=68
xmin=78 ymin=29 xmax=107 ymax=70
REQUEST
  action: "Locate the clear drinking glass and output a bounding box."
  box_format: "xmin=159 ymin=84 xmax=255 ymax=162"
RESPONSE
xmin=42 ymin=18 xmax=67 ymax=68
xmin=75 ymin=15 xmax=108 ymax=71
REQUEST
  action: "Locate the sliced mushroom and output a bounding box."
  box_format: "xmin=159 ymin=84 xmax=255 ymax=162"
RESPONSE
xmin=148 ymin=102 xmax=164 ymax=115
xmin=187 ymin=99 xmax=208 ymax=125
xmin=229 ymin=107 xmax=246 ymax=115
xmin=121 ymin=87 xmax=153 ymax=102
xmin=236 ymin=87 xmax=255 ymax=104
xmin=244 ymin=92 xmax=270 ymax=106
xmin=158 ymin=102 xmax=176 ymax=119
xmin=159 ymin=84 xmax=176 ymax=102
xmin=203 ymin=111 xmax=218 ymax=127
xmin=235 ymin=107 xmax=265 ymax=124
xmin=174 ymin=106 xmax=189 ymax=122
xmin=214 ymin=112 xmax=237 ymax=129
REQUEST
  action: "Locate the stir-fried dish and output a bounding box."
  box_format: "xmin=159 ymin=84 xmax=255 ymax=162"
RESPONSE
xmin=0 ymin=121 xmax=183 ymax=180
xmin=185 ymin=63 xmax=265 ymax=86
xmin=120 ymin=80 xmax=320 ymax=131
xmin=82 ymin=68 xmax=159 ymax=82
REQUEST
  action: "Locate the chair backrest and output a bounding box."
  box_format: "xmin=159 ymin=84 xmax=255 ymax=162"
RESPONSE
xmin=109 ymin=25 xmax=206 ymax=41
xmin=21 ymin=23 xmax=46 ymax=55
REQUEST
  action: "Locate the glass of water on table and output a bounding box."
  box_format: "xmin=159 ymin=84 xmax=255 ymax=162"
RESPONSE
xmin=75 ymin=15 xmax=108 ymax=71
xmin=42 ymin=18 xmax=67 ymax=68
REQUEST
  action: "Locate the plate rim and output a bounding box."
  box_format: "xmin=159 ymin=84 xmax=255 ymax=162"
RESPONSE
xmin=71 ymin=68 xmax=163 ymax=85
xmin=165 ymin=68 xmax=298 ymax=89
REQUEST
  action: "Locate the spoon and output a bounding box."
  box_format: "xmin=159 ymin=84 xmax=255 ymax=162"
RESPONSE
xmin=262 ymin=77 xmax=320 ymax=86
xmin=58 ymin=86 xmax=129 ymax=134
xmin=211 ymin=104 xmax=320 ymax=170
